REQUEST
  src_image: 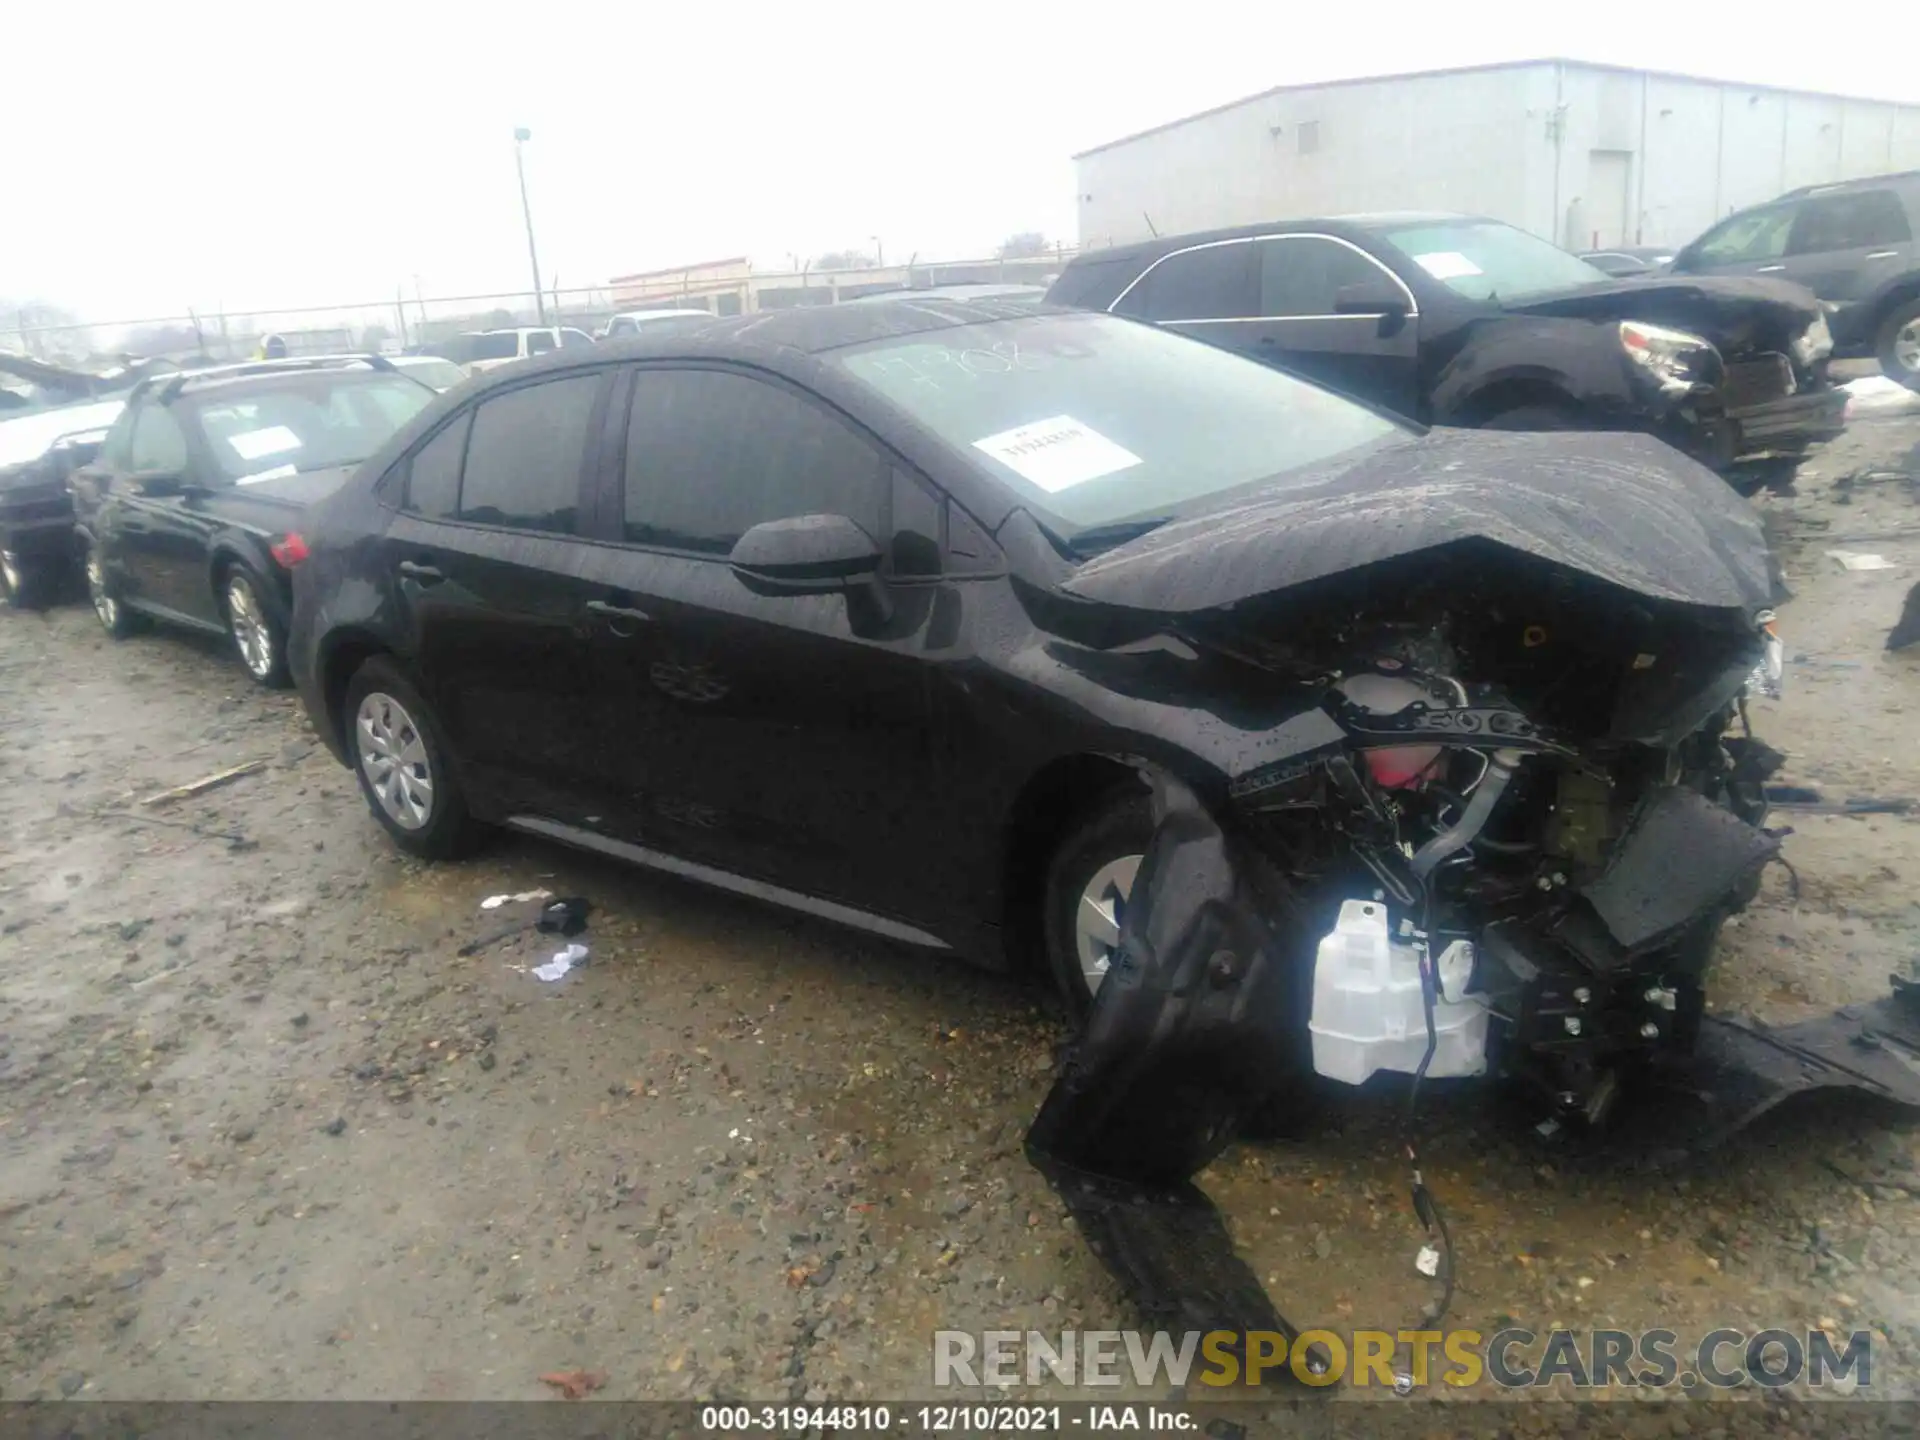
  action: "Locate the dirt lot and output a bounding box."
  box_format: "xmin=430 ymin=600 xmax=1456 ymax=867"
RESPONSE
xmin=3 ymin=397 xmax=1920 ymax=1418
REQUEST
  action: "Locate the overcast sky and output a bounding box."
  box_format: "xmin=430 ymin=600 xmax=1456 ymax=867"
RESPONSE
xmin=8 ymin=1 xmax=1918 ymax=326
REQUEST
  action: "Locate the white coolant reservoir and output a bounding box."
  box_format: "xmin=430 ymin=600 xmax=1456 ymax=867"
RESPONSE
xmin=1309 ymin=899 xmax=1488 ymax=1085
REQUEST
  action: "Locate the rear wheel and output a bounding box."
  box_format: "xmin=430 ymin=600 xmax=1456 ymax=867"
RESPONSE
xmin=222 ymin=567 xmax=290 ymax=688
xmin=1875 ymin=296 xmax=1920 ymax=392
xmin=86 ymin=544 xmax=137 ymax=637
xmin=1042 ymin=788 xmax=1154 ymax=1021
xmin=342 ymin=655 xmax=487 ymax=859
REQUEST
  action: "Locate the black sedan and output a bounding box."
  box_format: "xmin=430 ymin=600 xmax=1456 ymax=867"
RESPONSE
xmin=287 ymin=299 xmax=1802 ymax=1137
xmin=72 ymin=357 xmax=436 ymax=685
xmin=1046 ymin=213 xmax=1845 ymax=479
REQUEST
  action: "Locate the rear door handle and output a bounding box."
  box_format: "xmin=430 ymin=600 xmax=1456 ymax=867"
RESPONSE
xmin=1866 ymin=250 xmax=1899 ymax=260
xmin=397 ymin=560 xmax=444 ymax=584
xmin=1756 ymin=264 xmax=1785 ymax=273
xmin=585 ymin=599 xmax=651 ymax=624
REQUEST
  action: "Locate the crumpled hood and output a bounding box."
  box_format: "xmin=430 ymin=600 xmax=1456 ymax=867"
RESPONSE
xmin=1502 ymin=272 xmax=1823 ymax=334
xmin=1061 ymin=428 xmax=1775 ymax=617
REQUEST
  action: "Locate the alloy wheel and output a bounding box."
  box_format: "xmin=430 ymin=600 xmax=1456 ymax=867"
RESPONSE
xmin=356 ymin=692 xmax=435 ymax=831
xmin=226 ymin=576 xmax=274 ymax=679
xmin=1896 ymin=318 xmax=1920 ymax=376
xmin=1074 ymin=853 xmax=1142 ymax=995
xmin=87 ymin=551 xmax=119 ymax=630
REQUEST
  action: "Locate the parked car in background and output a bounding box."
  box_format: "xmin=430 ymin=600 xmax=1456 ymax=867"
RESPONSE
xmin=434 ymin=327 xmax=597 ymax=375
xmin=0 ymin=398 xmax=123 ymax=606
xmin=843 ymin=283 xmax=1050 ymax=304
xmin=389 ymin=354 xmax=470 ymax=391
xmin=1667 ymin=171 xmax=1920 ymax=392
xmin=1047 ymin=212 xmax=1845 ymax=480
xmin=70 ymin=356 xmax=436 ymax=685
xmin=599 ymin=309 xmax=717 ymax=339
xmin=1579 ymin=245 xmax=1676 ymax=277
xmin=285 ymin=299 xmax=1791 ymax=1136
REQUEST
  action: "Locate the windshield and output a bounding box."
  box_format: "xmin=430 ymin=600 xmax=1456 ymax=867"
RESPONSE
xmin=394 ymin=357 xmax=466 ymax=391
xmin=834 ymin=311 xmax=1405 ymax=540
xmin=187 ymin=373 xmax=435 ymax=481
xmin=1377 ymin=219 xmax=1609 ymax=303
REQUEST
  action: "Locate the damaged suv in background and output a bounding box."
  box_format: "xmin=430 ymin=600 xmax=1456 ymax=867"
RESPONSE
xmin=280 ymin=298 xmax=1901 ymax=1160
xmin=1047 ymin=213 xmax=1846 ymax=486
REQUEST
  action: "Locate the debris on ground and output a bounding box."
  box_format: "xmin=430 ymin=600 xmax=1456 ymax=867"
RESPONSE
xmin=536 ymin=897 xmax=591 ymax=936
xmin=480 ymin=889 xmax=552 ymax=910
xmin=537 ymin=1369 xmax=607 ymax=1400
xmin=1826 ymin=548 xmax=1899 ymax=571
xmin=139 ymin=758 xmax=269 ymax=807
xmin=533 ymin=943 xmax=589 ymax=982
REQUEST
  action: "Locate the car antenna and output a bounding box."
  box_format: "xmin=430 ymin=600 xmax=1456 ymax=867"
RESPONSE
xmin=1142 ymin=211 xmax=1159 ymax=238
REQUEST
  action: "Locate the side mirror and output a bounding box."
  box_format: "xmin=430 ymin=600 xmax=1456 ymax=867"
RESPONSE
xmin=729 ymin=514 xmax=882 ymax=593
xmin=1334 ymin=280 xmax=1411 ymax=336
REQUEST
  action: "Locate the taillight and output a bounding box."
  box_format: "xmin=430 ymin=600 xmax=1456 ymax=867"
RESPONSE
xmin=270 ymin=532 xmax=310 ymax=568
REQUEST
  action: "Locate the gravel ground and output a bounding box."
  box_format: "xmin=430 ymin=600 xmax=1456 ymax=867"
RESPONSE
xmin=3 ymin=400 xmax=1919 ymax=1425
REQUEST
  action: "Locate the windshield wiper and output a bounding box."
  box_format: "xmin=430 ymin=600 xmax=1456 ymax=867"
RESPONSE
xmin=1067 ymin=515 xmax=1175 ymax=557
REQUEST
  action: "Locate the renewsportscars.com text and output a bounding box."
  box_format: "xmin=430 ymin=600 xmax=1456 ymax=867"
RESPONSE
xmin=933 ymin=1327 xmax=1874 ymax=1390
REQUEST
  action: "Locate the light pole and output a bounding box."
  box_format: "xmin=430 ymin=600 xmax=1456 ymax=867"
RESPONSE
xmin=871 ymin=235 xmax=884 ymax=268
xmin=513 ymin=127 xmax=548 ymax=326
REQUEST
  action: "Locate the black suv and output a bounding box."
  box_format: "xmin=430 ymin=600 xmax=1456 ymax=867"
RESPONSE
xmin=71 ymin=357 xmax=435 ymax=685
xmin=1046 ymin=212 xmax=1846 ymax=479
xmin=1669 ymin=170 xmax=1920 ymax=391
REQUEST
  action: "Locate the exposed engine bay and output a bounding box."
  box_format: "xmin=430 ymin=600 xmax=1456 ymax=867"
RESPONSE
xmin=1204 ymin=562 xmax=1787 ymax=1127
xmin=1023 ymin=507 xmax=1920 ymax=1351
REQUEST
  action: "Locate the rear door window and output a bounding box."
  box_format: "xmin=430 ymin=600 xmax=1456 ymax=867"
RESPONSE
xmin=525 ymin=331 xmax=555 ymax=356
xmin=621 ymin=368 xmax=886 ymax=555
xmin=1789 ymin=190 xmax=1912 ymax=254
xmin=455 ymin=373 xmax=600 ymax=532
xmin=1114 ymin=243 xmax=1257 ymax=321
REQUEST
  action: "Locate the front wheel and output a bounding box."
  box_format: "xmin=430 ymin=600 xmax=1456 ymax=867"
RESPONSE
xmin=1875 ymin=297 xmax=1920 ymax=392
xmin=222 ymin=567 xmax=290 ymax=688
xmin=1482 ymin=403 xmax=1589 ymax=431
xmin=1042 ymin=788 xmax=1154 ymax=1021
xmin=342 ymin=655 xmax=487 ymax=859
xmin=1 ymin=549 xmax=49 ymax=610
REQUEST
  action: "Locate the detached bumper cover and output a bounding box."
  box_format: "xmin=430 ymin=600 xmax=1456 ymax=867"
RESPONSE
xmin=1727 ymin=385 xmax=1849 ymax=459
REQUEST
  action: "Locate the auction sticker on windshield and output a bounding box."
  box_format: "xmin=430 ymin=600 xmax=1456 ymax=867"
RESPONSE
xmin=227 ymin=425 xmax=304 ymax=461
xmin=1412 ymin=251 xmax=1483 ymax=280
xmin=972 ymin=415 xmax=1141 ymax=493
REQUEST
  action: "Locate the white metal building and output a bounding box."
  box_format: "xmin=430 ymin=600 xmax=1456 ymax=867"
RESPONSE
xmin=1074 ymin=59 xmax=1920 ymax=253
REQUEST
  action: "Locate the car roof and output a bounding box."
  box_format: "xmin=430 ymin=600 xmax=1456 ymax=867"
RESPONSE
xmin=1065 ymin=211 xmax=1494 ymax=265
xmin=1784 ymin=169 xmax=1920 ymax=199
xmin=139 ymin=355 xmax=413 ymax=404
xmin=610 ymin=309 xmax=714 ymax=321
xmin=458 ymin=297 xmax=1055 ymax=378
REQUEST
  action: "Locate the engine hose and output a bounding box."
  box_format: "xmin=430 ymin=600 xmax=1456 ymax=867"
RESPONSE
xmin=1409 ymin=748 xmax=1524 ymax=881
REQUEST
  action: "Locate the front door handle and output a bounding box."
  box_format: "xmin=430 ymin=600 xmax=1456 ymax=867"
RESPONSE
xmin=397 ymin=560 xmax=444 ymax=584
xmin=1757 ymin=264 xmax=1785 ymax=273
xmin=585 ymin=599 xmax=651 ymax=624
xmin=1866 ymin=250 xmax=1899 ymax=260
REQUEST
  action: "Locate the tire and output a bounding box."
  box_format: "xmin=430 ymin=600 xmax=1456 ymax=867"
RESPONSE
xmin=341 ymin=655 xmax=487 ymax=859
xmin=1041 ymin=786 xmax=1154 ymax=1021
xmin=86 ymin=542 xmax=139 ymax=638
xmin=1 ymin=549 xmax=48 ymax=610
xmin=1482 ymin=403 xmax=1588 ymax=432
xmin=1874 ymin=295 xmax=1920 ymax=392
xmin=220 ymin=565 xmax=291 ymax=689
